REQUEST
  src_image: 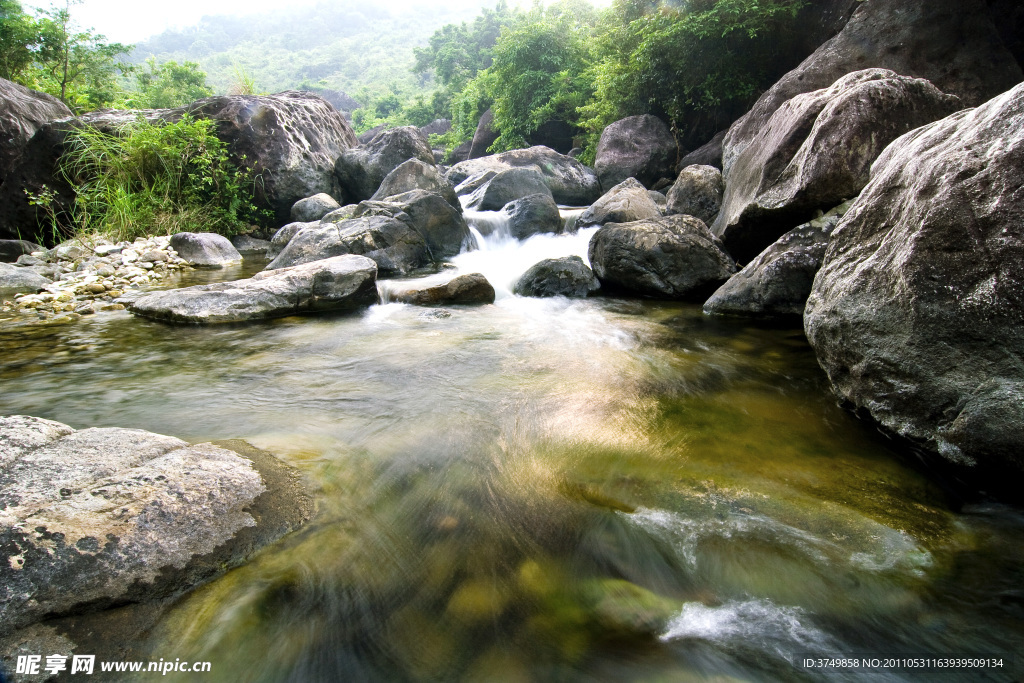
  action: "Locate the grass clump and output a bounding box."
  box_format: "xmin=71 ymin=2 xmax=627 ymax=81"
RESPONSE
xmin=61 ymin=114 xmax=267 ymax=242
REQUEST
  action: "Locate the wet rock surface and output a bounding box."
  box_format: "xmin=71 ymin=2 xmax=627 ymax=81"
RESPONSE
xmin=513 ymin=256 xmax=600 ymax=298
xmin=390 ymin=273 xmax=495 ymax=306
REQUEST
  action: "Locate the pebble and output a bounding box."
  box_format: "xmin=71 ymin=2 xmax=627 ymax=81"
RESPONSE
xmin=2 ymin=235 xmax=195 ymax=319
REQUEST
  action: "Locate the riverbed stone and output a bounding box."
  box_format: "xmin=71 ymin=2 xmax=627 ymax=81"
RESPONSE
xmin=589 ymin=215 xmax=736 ymax=300
xmin=169 ymin=232 xmax=243 ymax=268
xmin=466 ymin=167 xmax=553 ymax=211
xmin=448 ymin=146 xmax=601 ymax=206
xmin=713 ymin=69 xmax=962 ymax=262
xmin=266 ymin=216 xmax=429 ymax=276
xmin=704 ymin=201 xmax=851 ymax=319
xmin=804 ymin=82 xmax=1024 ymax=488
xmin=0 ymin=240 xmax=44 ymax=263
xmin=371 ymin=158 xmax=459 ymax=209
xmin=513 ymin=256 xmax=600 ymax=298
xmin=577 ymin=178 xmax=662 ymax=229
xmin=131 ymin=254 xmax=378 ymax=323
xmin=594 ymin=114 xmax=677 ymax=191
xmin=229 ymin=234 xmax=271 ymax=256
xmin=390 ymin=273 xmax=495 ymax=306
xmin=0 ymin=415 xmax=312 ymax=634
xmin=504 ymin=193 xmax=563 ymax=239
xmin=0 ymin=263 xmax=51 ymax=299
xmin=352 ymin=189 xmax=470 ymax=259
xmin=290 ymin=193 xmax=342 ymax=223
xmin=666 ymin=165 xmax=724 ymax=226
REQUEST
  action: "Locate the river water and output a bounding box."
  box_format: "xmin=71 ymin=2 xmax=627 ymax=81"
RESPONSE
xmin=0 ymin=210 xmax=1021 ymax=682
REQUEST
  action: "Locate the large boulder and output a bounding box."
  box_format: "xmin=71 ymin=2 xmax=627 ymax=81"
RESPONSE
xmin=266 ymin=221 xmax=315 ymax=260
xmin=390 ymin=273 xmax=495 ymax=306
xmin=448 ymin=146 xmax=601 ymax=206
xmin=588 ymin=215 xmax=736 ymax=300
xmin=0 ymin=79 xmax=72 ymax=191
xmin=169 ymin=232 xmax=243 ymax=267
xmin=577 ymin=178 xmax=662 ymax=229
xmin=370 ymin=158 xmax=459 ymax=208
xmin=722 ymin=0 xmax=1023 ymax=175
xmin=677 ymin=130 xmax=727 ymax=172
xmin=469 ymin=108 xmax=499 ymax=159
xmin=504 ymin=193 xmax=563 ymax=239
xmin=266 ymin=216 xmax=429 ymax=276
xmin=514 ymin=256 xmax=600 ymax=298
xmin=336 ymin=126 xmax=434 ymax=203
xmin=290 ymin=193 xmax=342 ymax=223
xmin=352 ymin=189 xmax=470 ymax=260
xmin=0 ymin=262 xmax=51 ymax=299
xmin=666 ymin=165 xmax=724 ymax=226
xmin=713 ymin=69 xmax=961 ymax=262
xmin=130 ymin=254 xmax=378 ymax=323
xmin=594 ymin=115 xmax=677 ymax=191
xmin=182 ymin=91 xmax=359 ymax=224
xmin=804 ymin=83 xmax=1024 ymax=489
xmin=465 ymin=167 xmax=553 ymax=211
xmin=704 ymin=201 xmax=851 ymax=319
xmin=0 ymin=415 xmax=311 ymax=634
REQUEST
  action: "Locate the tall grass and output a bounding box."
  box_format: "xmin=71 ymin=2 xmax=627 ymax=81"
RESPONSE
xmin=61 ymin=115 xmax=267 ymax=242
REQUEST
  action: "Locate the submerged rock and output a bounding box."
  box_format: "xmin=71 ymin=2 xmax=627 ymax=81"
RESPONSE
xmin=290 ymin=193 xmax=342 ymax=223
xmin=514 ymin=256 xmax=600 ymax=298
xmin=589 ymin=215 xmax=736 ymax=300
xmin=704 ymin=201 xmax=851 ymax=319
xmin=0 ymin=415 xmax=312 ymax=634
xmin=804 ymin=82 xmax=1024 ymax=488
xmin=169 ymin=232 xmax=243 ymax=268
xmin=390 ymin=273 xmax=495 ymax=306
xmin=130 ymin=254 xmax=378 ymax=323
xmin=266 ymin=216 xmax=429 ymax=276
xmin=594 ymin=114 xmax=677 ymax=191
xmin=577 ymin=178 xmax=663 ymax=229
xmin=714 ymin=69 xmax=961 ymax=262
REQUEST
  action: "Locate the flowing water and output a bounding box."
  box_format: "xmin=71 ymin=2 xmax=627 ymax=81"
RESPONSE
xmin=0 ymin=209 xmax=1021 ymax=682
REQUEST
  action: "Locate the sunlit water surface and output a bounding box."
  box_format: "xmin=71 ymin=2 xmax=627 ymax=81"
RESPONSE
xmin=0 ymin=213 xmax=1021 ymax=682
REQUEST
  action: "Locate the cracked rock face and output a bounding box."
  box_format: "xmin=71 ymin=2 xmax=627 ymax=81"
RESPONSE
xmin=0 ymin=416 xmax=267 ymax=635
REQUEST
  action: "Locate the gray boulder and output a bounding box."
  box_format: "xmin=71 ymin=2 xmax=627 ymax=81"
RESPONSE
xmin=419 ymin=118 xmax=452 ymax=137
xmin=266 ymin=216 xmax=429 ymax=276
xmin=466 ymin=167 xmax=553 ymax=211
xmin=335 ymin=126 xmax=434 ymax=203
xmin=504 ymin=193 xmax=563 ymax=239
xmin=704 ymin=201 xmax=851 ymax=319
xmin=588 ymin=215 xmax=736 ymax=300
xmin=229 ymin=234 xmax=272 ymax=256
xmin=130 ymin=254 xmax=378 ymax=323
xmin=370 ymin=158 xmax=459 ymax=208
xmin=0 ymin=240 xmax=44 ymax=263
xmin=358 ymin=124 xmax=388 ymax=145
xmin=0 ymin=78 xmax=72 ymax=190
xmin=577 ymin=178 xmax=662 ymax=229
xmin=169 ymin=232 xmax=243 ymax=267
xmin=0 ymin=415 xmax=311 ymax=634
xmin=267 ymin=221 xmax=315 ymax=260
xmin=390 ymin=273 xmax=495 ymax=306
xmin=290 ymin=193 xmax=342 ymax=223
xmin=804 ymin=82 xmax=1024 ymax=487
xmin=713 ymin=69 xmax=961 ymax=261
xmin=666 ymin=165 xmax=725 ymax=226
xmin=594 ymin=115 xmax=677 ymax=191
xmin=722 ymin=0 xmax=1022 ymax=175
xmin=678 ymin=130 xmax=727 ymax=172
xmin=514 ymin=256 xmax=600 ymax=298
xmin=448 ymin=146 xmax=601 ymax=206
xmin=182 ymin=91 xmax=359 ymax=224
xmin=0 ymin=262 xmax=51 ymax=299
xmin=352 ymin=189 xmax=470 ymax=260
xmin=469 ymin=108 xmax=499 ymax=159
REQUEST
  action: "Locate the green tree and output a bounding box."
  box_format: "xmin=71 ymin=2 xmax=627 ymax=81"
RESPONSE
xmin=31 ymin=0 xmax=132 ymax=111
xmin=412 ymin=0 xmax=518 ymax=91
xmin=0 ymin=0 xmax=38 ymax=82
xmin=126 ymin=58 xmax=213 ymax=108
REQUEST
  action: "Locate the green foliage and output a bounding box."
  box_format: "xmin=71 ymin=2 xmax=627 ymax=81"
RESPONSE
xmin=412 ymin=0 xmax=517 ymax=91
xmin=123 ymin=58 xmax=213 ymax=108
xmin=61 ymin=115 xmax=265 ymax=242
xmin=0 ymin=0 xmax=37 ymax=81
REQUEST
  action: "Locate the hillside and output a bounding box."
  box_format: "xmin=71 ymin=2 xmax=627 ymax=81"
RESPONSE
xmin=129 ymin=0 xmax=493 ymax=110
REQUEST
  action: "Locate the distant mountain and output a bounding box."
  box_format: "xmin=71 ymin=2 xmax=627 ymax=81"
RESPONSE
xmin=130 ymin=0 xmax=493 ymax=108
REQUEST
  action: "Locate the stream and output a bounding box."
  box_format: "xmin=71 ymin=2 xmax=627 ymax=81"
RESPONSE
xmin=0 ymin=208 xmax=1021 ymax=682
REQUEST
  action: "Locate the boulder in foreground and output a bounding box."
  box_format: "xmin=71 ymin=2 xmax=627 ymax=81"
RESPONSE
xmin=805 ymin=82 xmax=1024 ymax=489
xmin=390 ymin=272 xmax=495 ymax=306
xmin=130 ymin=254 xmax=378 ymax=323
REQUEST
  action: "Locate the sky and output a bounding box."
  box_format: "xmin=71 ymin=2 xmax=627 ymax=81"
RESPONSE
xmin=21 ymin=0 xmax=614 ymax=45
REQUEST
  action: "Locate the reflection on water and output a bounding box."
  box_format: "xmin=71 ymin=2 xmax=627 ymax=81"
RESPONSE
xmin=0 ymin=230 xmax=1021 ymax=681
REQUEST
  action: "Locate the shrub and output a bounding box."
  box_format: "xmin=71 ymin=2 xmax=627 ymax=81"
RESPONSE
xmin=61 ymin=114 xmax=266 ymax=242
